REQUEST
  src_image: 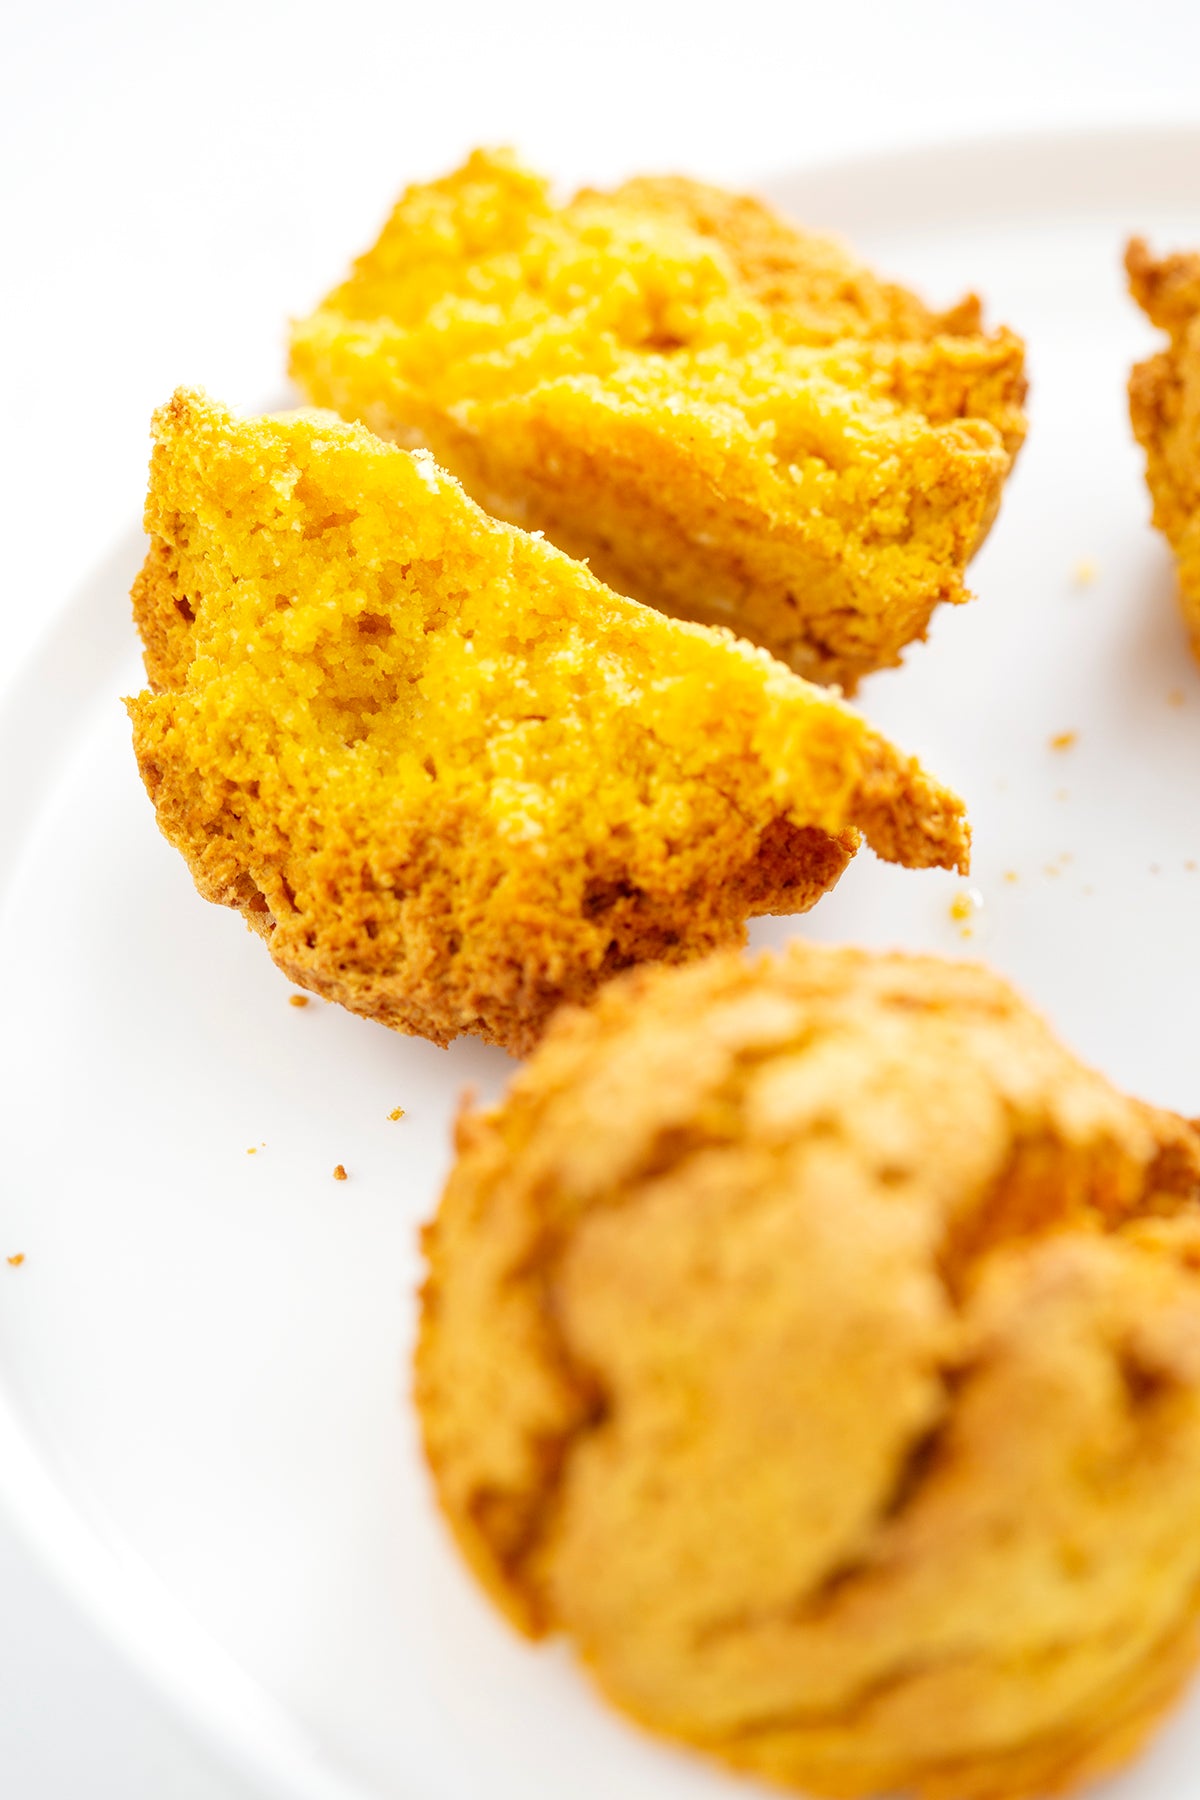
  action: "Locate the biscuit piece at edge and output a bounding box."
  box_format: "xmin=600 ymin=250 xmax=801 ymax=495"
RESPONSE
xmin=417 ymin=941 xmax=1200 ymax=1798
xmin=127 ymin=391 xmax=968 ymax=1055
xmin=289 ymin=149 xmax=1028 ymax=692
xmin=1128 ymin=237 xmax=1200 ymax=661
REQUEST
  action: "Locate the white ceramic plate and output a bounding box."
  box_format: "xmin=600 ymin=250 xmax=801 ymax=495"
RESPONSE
xmin=3 ymin=127 xmax=1200 ymax=1800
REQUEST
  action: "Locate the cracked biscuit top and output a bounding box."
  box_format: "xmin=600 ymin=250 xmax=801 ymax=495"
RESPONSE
xmin=1128 ymin=238 xmax=1200 ymax=661
xmin=290 ymin=149 xmax=1027 ymax=692
xmin=417 ymin=942 xmax=1200 ymax=1798
xmin=127 ymin=392 xmax=967 ymax=1055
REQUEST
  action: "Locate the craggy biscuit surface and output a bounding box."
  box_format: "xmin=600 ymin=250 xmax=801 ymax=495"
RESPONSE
xmin=418 ymin=943 xmax=1200 ymax=1796
xmin=127 ymin=392 xmax=967 ymax=1054
xmin=290 ymin=150 xmax=1027 ymax=691
xmin=1128 ymin=238 xmax=1200 ymax=660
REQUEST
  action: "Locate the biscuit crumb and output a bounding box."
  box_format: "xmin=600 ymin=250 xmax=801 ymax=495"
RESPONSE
xmin=6 ymin=1254 xmax=24 ymax=1268
xmin=333 ymin=1163 xmax=348 ymax=1181
xmin=948 ymin=887 xmax=983 ymax=938
xmin=1169 ymin=689 xmax=1187 ymax=708
xmin=1003 ymin=870 xmax=1019 ymax=884
xmin=289 ymin=994 xmax=310 ymax=1008
xmin=1049 ymin=731 xmax=1078 ymax=752
xmin=388 ymin=1107 xmax=406 ymax=1122
xmin=246 ymin=1147 xmax=257 ymax=1155
xmin=1071 ymin=557 xmax=1098 ymax=586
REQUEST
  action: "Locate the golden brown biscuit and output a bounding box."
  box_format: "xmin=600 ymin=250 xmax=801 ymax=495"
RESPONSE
xmin=127 ymin=393 xmax=967 ymax=1055
xmin=290 ymin=149 xmax=1027 ymax=692
xmin=417 ymin=942 xmax=1200 ymax=1796
xmin=1127 ymin=237 xmax=1200 ymax=659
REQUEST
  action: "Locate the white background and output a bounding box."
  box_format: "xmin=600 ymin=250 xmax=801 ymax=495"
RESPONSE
xmin=3 ymin=1 xmax=1200 ymax=1793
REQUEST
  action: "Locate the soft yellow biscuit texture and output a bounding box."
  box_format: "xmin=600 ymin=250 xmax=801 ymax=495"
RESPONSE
xmin=127 ymin=392 xmax=967 ymax=1055
xmin=418 ymin=943 xmax=1200 ymax=1797
xmin=1128 ymin=238 xmax=1200 ymax=661
xmin=290 ymin=150 xmax=1028 ymax=692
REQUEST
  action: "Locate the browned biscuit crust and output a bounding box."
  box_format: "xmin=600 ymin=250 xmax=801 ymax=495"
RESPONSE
xmin=1127 ymin=237 xmax=1200 ymax=660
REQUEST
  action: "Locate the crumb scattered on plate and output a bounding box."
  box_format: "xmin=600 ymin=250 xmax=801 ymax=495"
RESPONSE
xmin=388 ymin=1108 xmax=406 ymax=1122
xmin=333 ymin=1164 xmax=348 ymax=1182
xmin=948 ymin=887 xmax=983 ymax=937
xmin=1071 ymin=557 xmax=1098 ymax=586
xmin=1049 ymin=730 xmax=1078 ymax=752
xmin=289 ymin=994 xmax=310 ymax=1008
xmin=7 ymin=1254 xmax=25 ymax=1268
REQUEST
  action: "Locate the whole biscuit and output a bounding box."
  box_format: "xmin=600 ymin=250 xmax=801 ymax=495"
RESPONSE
xmin=418 ymin=942 xmax=1200 ymax=1798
